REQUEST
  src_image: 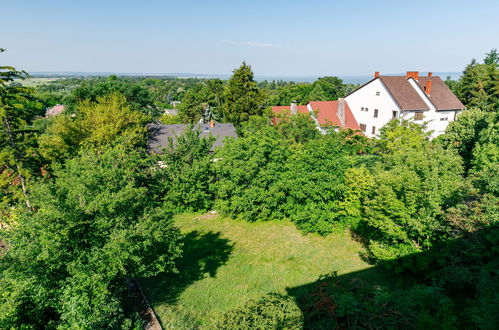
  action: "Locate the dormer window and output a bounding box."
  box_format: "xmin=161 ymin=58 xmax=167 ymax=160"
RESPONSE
xmin=376 ymin=91 xmax=380 ymax=96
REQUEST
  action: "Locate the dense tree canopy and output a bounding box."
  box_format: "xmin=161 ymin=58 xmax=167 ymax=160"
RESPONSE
xmin=39 ymin=93 xmax=148 ymax=164
xmin=0 ymin=146 xmax=182 ymax=328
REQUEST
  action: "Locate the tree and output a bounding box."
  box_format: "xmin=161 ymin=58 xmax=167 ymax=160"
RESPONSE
xmin=65 ymin=76 xmax=155 ymax=114
xmin=0 ymin=49 xmax=44 ymax=212
xmin=274 ymin=112 xmax=320 ymax=144
xmin=152 ymin=127 xmax=216 ymax=213
xmin=0 ymin=145 xmax=182 ymax=328
xmin=360 ymin=121 xmax=464 ymax=262
xmin=310 ymin=76 xmax=347 ymax=101
xmin=223 ymin=62 xmax=266 ymax=126
xmin=455 ymin=50 xmax=499 ymax=111
xmin=213 ymin=125 xmax=291 ymax=221
xmin=484 ymin=48 xmax=499 ymax=66
xmin=438 ymin=108 xmax=489 ymax=170
xmin=38 ymin=93 xmax=148 ymax=164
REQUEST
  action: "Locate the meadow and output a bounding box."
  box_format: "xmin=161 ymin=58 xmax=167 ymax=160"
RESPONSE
xmin=141 ymin=213 xmax=379 ymax=328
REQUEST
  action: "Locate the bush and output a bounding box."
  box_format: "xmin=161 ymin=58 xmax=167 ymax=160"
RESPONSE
xmin=210 ymin=293 xmax=303 ymax=329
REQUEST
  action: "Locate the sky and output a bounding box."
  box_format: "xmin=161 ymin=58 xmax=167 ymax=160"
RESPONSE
xmin=1 ymin=0 xmax=498 ymax=76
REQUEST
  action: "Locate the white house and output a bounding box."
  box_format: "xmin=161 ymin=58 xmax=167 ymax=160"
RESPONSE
xmin=345 ymin=71 xmax=465 ymax=138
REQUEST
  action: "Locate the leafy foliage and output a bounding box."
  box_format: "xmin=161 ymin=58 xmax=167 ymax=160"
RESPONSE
xmin=65 ymin=75 xmax=155 ymax=114
xmin=210 ymin=293 xmax=303 ymax=329
xmin=152 ymin=127 xmax=216 ymax=213
xmin=38 ymin=93 xmax=148 ymax=164
xmin=0 ymin=145 xmax=182 ymax=328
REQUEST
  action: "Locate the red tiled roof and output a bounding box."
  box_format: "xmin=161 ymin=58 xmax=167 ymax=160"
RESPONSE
xmin=308 ymin=101 xmax=359 ymax=130
xmin=45 ymin=105 xmax=65 ymax=116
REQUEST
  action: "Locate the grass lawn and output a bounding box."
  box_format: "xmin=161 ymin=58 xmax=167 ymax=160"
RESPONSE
xmin=141 ymin=213 xmax=378 ymax=328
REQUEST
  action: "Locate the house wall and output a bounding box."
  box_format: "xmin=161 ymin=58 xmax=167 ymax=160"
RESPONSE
xmin=346 ymin=78 xmax=457 ymax=139
xmin=406 ymin=78 xmax=455 ymax=138
xmin=345 ymin=79 xmax=400 ymax=138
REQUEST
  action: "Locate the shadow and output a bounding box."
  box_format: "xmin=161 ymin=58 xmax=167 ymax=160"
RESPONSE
xmin=142 ymin=230 xmax=234 ymax=306
xmin=285 ymin=225 xmax=499 ymax=329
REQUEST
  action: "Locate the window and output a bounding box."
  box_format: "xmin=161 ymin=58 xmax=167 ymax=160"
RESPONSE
xmin=365 ymin=107 xmax=369 ymax=112
xmin=361 ymin=107 xmax=364 ymax=111
xmin=374 ymin=109 xmax=379 ymax=118
xmin=440 ymin=117 xmax=448 ymax=121
xmin=392 ymin=111 xmax=398 ymax=119
xmin=376 ymin=91 xmax=380 ymax=96
xmin=372 ymin=126 xmax=376 ymax=134
xmin=414 ymin=112 xmax=424 ymax=120
xmin=360 ymin=124 xmax=366 ymax=132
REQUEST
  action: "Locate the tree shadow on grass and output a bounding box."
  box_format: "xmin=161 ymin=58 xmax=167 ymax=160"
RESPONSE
xmin=285 ymin=225 xmax=499 ymax=329
xmin=143 ymin=230 xmax=234 ymax=306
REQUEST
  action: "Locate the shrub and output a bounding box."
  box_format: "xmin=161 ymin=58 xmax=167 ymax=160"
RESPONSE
xmin=210 ymin=293 xmax=303 ymax=329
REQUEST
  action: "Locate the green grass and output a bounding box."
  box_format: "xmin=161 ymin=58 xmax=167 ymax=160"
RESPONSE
xmin=141 ymin=213 xmax=376 ymax=328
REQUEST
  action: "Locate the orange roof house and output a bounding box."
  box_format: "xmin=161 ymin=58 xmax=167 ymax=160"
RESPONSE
xmin=271 ymin=99 xmax=360 ymax=132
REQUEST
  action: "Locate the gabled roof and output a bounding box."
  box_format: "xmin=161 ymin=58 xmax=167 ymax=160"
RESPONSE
xmin=148 ymin=123 xmax=237 ymax=153
xmin=417 ymin=76 xmax=464 ymax=110
xmin=378 ymin=76 xmax=430 ymax=111
xmin=308 ymin=101 xmax=359 ymax=130
xmin=347 ymin=73 xmax=465 ymax=112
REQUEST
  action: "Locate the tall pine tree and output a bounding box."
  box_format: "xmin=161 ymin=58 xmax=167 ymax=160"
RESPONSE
xmin=223 ymin=62 xmax=265 ymax=127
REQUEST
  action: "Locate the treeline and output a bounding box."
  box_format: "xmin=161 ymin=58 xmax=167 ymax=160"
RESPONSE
xmin=0 ymin=48 xmax=498 ymax=328
xmin=30 ymin=63 xmax=356 ymax=126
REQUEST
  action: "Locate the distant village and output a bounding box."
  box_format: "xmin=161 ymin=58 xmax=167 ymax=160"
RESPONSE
xmin=45 ymin=70 xmax=464 ymax=151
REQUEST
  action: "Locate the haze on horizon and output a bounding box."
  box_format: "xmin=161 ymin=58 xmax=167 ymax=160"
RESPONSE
xmin=2 ymin=0 xmax=498 ymax=77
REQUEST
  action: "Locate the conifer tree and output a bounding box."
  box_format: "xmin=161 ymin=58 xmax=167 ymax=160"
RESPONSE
xmin=223 ymin=62 xmax=265 ymax=127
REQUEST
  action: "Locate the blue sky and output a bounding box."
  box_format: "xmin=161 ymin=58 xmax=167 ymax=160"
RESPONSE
xmin=1 ymin=0 xmax=498 ymax=76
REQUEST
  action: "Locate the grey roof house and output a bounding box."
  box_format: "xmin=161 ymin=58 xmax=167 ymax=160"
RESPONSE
xmin=148 ymin=121 xmax=238 ymax=153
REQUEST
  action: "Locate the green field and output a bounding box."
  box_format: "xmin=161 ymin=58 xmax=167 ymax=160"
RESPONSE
xmin=13 ymin=77 xmax=61 ymax=87
xmin=141 ymin=213 xmax=378 ymax=328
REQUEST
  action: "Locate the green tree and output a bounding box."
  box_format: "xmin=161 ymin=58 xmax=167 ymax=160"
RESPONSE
xmin=213 ymin=125 xmax=291 ymax=221
xmin=223 ymin=62 xmax=266 ymax=126
xmin=274 ymin=112 xmax=320 ymax=144
xmin=0 ymin=145 xmax=182 ymax=328
xmin=152 ymin=127 xmax=216 ymax=213
xmin=39 ymin=93 xmax=148 ymax=164
xmin=484 ymin=48 xmax=499 ymax=66
xmin=438 ymin=108 xmax=489 ymax=170
xmin=360 ymin=121 xmax=464 ymax=262
xmin=0 ymin=49 xmax=44 ymax=212
xmin=456 ymin=50 xmax=499 ymax=111
xmin=66 ymin=76 xmax=155 ymax=114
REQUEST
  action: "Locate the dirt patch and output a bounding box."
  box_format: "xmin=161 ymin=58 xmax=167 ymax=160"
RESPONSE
xmin=195 ymin=210 xmax=219 ymax=221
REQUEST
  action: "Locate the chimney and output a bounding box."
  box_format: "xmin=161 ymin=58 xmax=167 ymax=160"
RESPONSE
xmin=406 ymin=71 xmax=419 ymax=81
xmin=374 ymin=71 xmax=380 ymax=78
xmin=210 ymin=120 xmax=215 ymax=128
xmin=290 ymin=101 xmax=298 ymax=115
xmin=337 ymin=98 xmax=345 ymax=126
xmin=424 ymin=80 xmax=432 ymax=96
xmin=428 ymin=72 xmax=433 ymax=77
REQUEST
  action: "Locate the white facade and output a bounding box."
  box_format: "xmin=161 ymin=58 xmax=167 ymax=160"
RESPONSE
xmin=345 ymin=77 xmax=458 ymax=138
xmin=345 ymin=79 xmax=400 ymax=138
